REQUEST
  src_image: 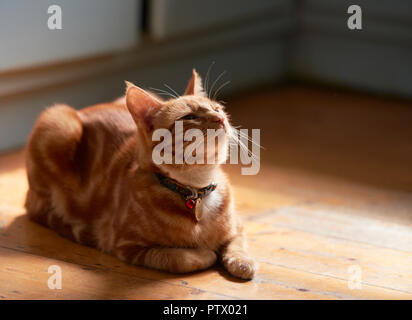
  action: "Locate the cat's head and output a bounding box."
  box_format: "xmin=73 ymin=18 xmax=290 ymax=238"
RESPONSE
xmin=125 ymin=69 xmax=231 ymax=170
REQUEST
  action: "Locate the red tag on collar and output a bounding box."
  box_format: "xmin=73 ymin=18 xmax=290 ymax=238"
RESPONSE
xmin=185 ymin=199 xmax=195 ymax=210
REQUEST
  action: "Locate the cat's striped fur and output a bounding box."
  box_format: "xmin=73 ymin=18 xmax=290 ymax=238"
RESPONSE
xmin=25 ymin=70 xmax=256 ymax=279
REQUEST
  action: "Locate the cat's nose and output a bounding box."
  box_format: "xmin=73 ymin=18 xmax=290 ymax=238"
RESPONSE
xmin=213 ymin=117 xmax=224 ymax=126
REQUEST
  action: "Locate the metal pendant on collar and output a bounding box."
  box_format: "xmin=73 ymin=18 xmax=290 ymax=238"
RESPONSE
xmin=184 ymin=186 xmax=203 ymax=221
xmin=155 ymin=172 xmax=216 ymax=222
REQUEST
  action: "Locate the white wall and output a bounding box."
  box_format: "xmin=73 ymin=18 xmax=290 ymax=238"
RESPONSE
xmin=0 ymin=0 xmax=140 ymax=71
xmin=291 ymin=0 xmax=412 ymax=97
xmin=149 ymin=0 xmax=292 ymax=38
xmin=0 ymin=1 xmax=293 ymax=151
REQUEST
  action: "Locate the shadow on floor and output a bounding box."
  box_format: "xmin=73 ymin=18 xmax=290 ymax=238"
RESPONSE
xmin=0 ymin=214 xmax=243 ymax=299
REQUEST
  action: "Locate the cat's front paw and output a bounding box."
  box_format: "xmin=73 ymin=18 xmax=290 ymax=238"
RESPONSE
xmin=179 ymin=248 xmax=217 ymax=273
xmin=223 ymin=254 xmax=257 ymax=280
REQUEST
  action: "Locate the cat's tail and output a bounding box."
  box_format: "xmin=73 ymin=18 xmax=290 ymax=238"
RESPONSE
xmin=25 ymin=104 xmax=83 ymax=222
xmin=26 ymin=104 xmax=83 ymax=180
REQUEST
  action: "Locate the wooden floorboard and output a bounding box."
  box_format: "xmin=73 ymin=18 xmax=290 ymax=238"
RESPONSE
xmin=0 ymin=85 xmax=411 ymax=299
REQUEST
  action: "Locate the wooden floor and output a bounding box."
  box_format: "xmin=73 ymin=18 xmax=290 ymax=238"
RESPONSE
xmin=0 ymin=85 xmax=412 ymax=299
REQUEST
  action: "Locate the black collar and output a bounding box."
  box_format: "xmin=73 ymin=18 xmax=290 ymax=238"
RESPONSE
xmin=154 ymin=172 xmax=217 ymax=214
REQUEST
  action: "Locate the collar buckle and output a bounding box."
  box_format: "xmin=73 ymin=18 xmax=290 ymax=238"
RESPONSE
xmin=184 ymin=186 xmax=198 ymax=200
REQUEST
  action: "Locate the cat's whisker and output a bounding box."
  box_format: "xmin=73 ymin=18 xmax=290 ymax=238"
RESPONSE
xmin=213 ymin=80 xmax=230 ymax=101
xmin=150 ymin=85 xmax=178 ymax=99
xmin=232 ymin=125 xmax=264 ymax=150
xmin=205 ymin=61 xmax=215 ymax=97
xmin=237 ymin=130 xmax=264 ymax=150
xmin=149 ymin=87 xmax=178 ymax=100
xmin=163 ymin=83 xmax=180 ymax=98
xmin=148 ymin=87 xmax=167 ymax=94
xmin=230 ymin=132 xmax=260 ymax=162
xmin=232 ymin=128 xmax=252 ymax=143
xmin=208 ymin=70 xmax=226 ymax=99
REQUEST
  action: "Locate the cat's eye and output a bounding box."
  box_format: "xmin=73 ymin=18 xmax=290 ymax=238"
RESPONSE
xmin=181 ymin=114 xmax=198 ymax=120
xmin=214 ymin=105 xmax=224 ymax=112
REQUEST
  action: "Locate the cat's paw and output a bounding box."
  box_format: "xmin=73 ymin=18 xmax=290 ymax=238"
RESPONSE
xmin=179 ymin=248 xmax=217 ymax=273
xmin=223 ymin=254 xmax=257 ymax=280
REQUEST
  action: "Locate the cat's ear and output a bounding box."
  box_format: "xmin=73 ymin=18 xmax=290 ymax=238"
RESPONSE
xmin=125 ymin=81 xmax=162 ymax=130
xmin=184 ymin=69 xmax=206 ymax=96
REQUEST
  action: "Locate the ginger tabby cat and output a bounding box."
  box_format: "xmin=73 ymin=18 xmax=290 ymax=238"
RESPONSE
xmin=25 ymin=70 xmax=256 ymax=279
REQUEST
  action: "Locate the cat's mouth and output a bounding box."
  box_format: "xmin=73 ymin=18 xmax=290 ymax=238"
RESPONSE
xmin=211 ymin=120 xmax=228 ymax=133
